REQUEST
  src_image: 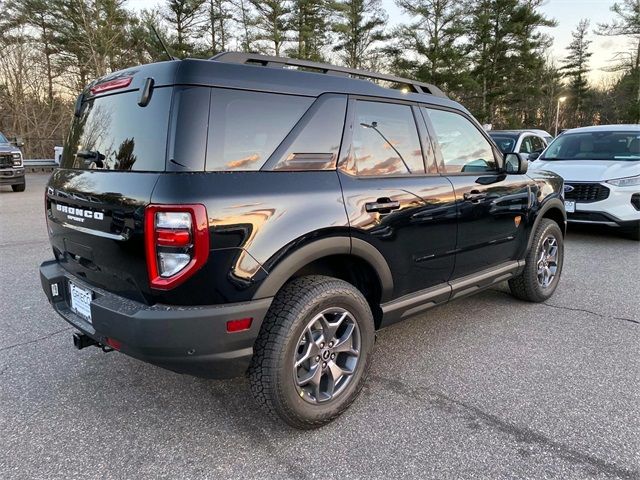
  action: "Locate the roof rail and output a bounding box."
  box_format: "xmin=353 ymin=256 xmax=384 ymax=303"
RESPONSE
xmin=210 ymin=52 xmax=447 ymax=98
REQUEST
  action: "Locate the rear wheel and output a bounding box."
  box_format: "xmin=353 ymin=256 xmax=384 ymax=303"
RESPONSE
xmin=509 ymin=218 xmax=564 ymax=302
xmin=249 ymin=275 xmax=375 ymax=429
xmin=12 ymin=182 xmax=25 ymax=192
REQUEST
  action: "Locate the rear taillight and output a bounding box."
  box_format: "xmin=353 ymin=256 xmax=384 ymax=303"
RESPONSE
xmin=145 ymin=204 xmax=209 ymax=290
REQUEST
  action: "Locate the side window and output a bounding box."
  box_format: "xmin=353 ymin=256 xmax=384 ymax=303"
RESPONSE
xmin=531 ymin=136 xmax=546 ymax=152
xmin=520 ymin=136 xmax=534 ymax=153
xmin=272 ymin=95 xmax=347 ymax=171
xmin=424 ymin=108 xmax=497 ymax=174
xmin=352 ymin=101 xmax=425 ymax=176
xmin=206 ymin=89 xmax=313 ymax=171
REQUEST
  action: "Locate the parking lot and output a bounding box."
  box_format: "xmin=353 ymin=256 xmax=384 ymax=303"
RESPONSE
xmin=0 ymin=173 xmax=638 ymax=479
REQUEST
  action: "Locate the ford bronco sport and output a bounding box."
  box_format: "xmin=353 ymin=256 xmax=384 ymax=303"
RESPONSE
xmin=40 ymin=53 xmax=566 ymax=428
xmin=0 ymin=132 xmax=25 ymax=192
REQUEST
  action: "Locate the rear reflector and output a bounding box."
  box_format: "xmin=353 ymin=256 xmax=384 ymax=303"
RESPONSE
xmin=90 ymin=77 xmax=133 ymax=95
xmin=105 ymin=337 xmax=122 ymax=351
xmin=226 ymin=318 xmax=253 ymax=333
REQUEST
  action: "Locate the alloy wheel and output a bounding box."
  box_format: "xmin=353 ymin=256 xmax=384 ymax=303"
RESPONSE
xmin=537 ymin=235 xmax=559 ymax=288
xmin=293 ymin=307 xmax=361 ymax=404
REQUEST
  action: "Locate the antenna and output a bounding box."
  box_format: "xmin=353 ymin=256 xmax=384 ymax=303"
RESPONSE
xmin=151 ymin=25 xmax=177 ymax=61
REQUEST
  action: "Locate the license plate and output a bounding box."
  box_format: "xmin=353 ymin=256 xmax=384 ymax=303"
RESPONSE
xmin=564 ymin=200 xmax=576 ymax=213
xmin=69 ymin=282 xmax=92 ymax=322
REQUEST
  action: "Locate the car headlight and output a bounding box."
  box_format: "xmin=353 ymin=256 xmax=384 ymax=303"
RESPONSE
xmin=12 ymin=153 xmax=22 ymax=166
xmin=606 ymin=175 xmax=640 ymax=187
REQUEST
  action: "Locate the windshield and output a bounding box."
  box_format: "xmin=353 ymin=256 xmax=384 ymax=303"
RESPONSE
xmin=489 ymin=135 xmax=516 ymax=153
xmin=542 ymin=131 xmax=640 ymax=161
xmin=0 ymin=132 xmax=8 ymax=144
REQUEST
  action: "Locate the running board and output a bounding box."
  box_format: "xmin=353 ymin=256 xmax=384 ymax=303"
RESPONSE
xmin=380 ymin=260 xmax=525 ymax=327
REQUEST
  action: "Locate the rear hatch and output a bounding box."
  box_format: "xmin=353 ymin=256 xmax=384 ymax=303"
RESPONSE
xmin=45 ymin=75 xmax=174 ymax=303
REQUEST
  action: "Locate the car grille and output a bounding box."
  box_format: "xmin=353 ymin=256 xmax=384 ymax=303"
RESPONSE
xmin=564 ymin=183 xmax=610 ymax=203
xmin=0 ymin=154 xmax=13 ymax=168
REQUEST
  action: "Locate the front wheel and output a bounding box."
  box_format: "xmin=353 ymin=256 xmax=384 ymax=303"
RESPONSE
xmin=509 ymin=218 xmax=564 ymax=302
xmin=12 ymin=182 xmax=25 ymax=192
xmin=249 ymin=275 xmax=375 ymax=429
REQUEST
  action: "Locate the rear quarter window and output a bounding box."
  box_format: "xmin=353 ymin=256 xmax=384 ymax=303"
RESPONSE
xmin=206 ymin=89 xmax=313 ymax=171
xmin=61 ymin=88 xmax=171 ymax=171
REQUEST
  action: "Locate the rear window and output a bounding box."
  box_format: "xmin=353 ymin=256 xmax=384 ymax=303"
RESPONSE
xmin=206 ymin=89 xmax=313 ymax=171
xmin=542 ymin=131 xmax=640 ymax=161
xmin=61 ymin=88 xmax=171 ymax=171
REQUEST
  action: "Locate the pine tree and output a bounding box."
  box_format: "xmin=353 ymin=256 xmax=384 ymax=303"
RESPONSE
xmin=595 ymin=0 xmax=640 ymax=123
xmin=2 ymin=0 xmax=59 ymax=101
xmin=288 ymin=0 xmax=329 ymax=61
xmin=249 ymin=0 xmax=290 ymax=56
xmin=202 ymin=0 xmax=234 ymax=55
xmin=389 ymin=0 xmax=468 ymax=96
xmin=162 ymin=0 xmax=206 ymax=58
xmin=561 ymin=19 xmax=592 ymax=126
xmin=331 ymin=0 xmax=387 ymax=69
xmin=231 ymin=0 xmax=258 ymax=52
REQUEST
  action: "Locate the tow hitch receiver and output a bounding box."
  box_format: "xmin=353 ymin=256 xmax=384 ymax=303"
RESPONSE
xmin=73 ymin=332 xmax=97 ymax=350
xmin=72 ymin=332 xmax=116 ymax=352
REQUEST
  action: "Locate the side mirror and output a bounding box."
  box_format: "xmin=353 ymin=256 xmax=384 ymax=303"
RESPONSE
xmin=528 ymin=152 xmax=540 ymax=161
xmin=504 ymin=153 xmax=528 ymax=175
xmin=12 ymin=136 xmax=24 ymax=148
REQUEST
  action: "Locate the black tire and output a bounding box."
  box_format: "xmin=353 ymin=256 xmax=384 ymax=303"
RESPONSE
xmin=12 ymin=182 xmax=25 ymax=192
xmin=249 ymin=275 xmax=375 ymax=429
xmin=509 ymin=218 xmax=564 ymax=302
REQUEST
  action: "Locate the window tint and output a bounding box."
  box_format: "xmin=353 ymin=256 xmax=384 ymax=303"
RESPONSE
xmin=520 ymin=136 xmax=534 ymax=153
xmin=167 ymin=86 xmax=211 ymax=171
xmin=352 ymin=101 xmax=424 ymax=176
xmin=425 ymin=109 xmax=497 ymax=174
xmin=61 ymin=88 xmax=172 ymax=171
xmin=490 ymin=135 xmax=516 ymax=153
xmin=531 ymin=135 xmax=546 ymax=152
xmin=272 ymin=95 xmax=347 ymax=171
xmin=206 ymin=89 xmax=313 ymax=171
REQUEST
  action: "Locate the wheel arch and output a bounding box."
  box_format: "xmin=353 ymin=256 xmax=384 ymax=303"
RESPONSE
xmin=253 ymin=237 xmax=393 ymax=329
xmin=527 ymin=198 xmax=567 ymax=252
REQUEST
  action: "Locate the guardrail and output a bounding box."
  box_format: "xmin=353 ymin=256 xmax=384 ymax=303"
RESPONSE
xmin=23 ymin=159 xmax=58 ymax=172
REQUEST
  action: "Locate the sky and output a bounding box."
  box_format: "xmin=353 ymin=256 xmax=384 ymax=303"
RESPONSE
xmin=127 ymin=0 xmax=631 ymax=84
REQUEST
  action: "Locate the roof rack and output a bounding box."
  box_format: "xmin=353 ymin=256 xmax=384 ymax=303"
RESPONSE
xmin=210 ymin=52 xmax=447 ymax=98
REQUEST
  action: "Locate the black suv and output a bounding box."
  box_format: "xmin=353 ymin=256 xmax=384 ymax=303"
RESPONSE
xmin=39 ymin=53 xmax=566 ymax=428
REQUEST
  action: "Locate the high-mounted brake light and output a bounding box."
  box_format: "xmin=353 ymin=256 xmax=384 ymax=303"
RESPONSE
xmin=90 ymin=77 xmax=133 ymax=95
xmin=145 ymin=204 xmax=209 ymax=290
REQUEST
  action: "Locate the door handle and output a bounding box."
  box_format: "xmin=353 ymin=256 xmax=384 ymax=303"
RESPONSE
xmin=365 ymin=198 xmax=401 ymax=213
xmin=463 ymin=190 xmax=487 ymax=203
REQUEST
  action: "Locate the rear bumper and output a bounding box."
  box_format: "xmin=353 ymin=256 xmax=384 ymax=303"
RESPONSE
xmin=0 ymin=167 xmax=25 ymax=184
xmin=39 ymin=259 xmax=272 ymax=379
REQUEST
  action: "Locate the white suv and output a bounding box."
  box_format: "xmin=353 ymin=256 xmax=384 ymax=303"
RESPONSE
xmin=531 ymin=125 xmax=640 ymax=240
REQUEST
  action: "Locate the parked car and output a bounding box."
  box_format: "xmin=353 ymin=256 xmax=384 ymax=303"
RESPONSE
xmin=0 ymin=132 xmax=25 ymax=192
xmin=489 ymin=130 xmax=550 ymax=160
xmin=39 ymin=53 xmax=566 ymax=428
xmin=531 ymin=124 xmax=640 ymax=240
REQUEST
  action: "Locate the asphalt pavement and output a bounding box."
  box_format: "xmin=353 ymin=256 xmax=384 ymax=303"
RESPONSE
xmin=1 ymin=173 xmax=638 ymax=479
